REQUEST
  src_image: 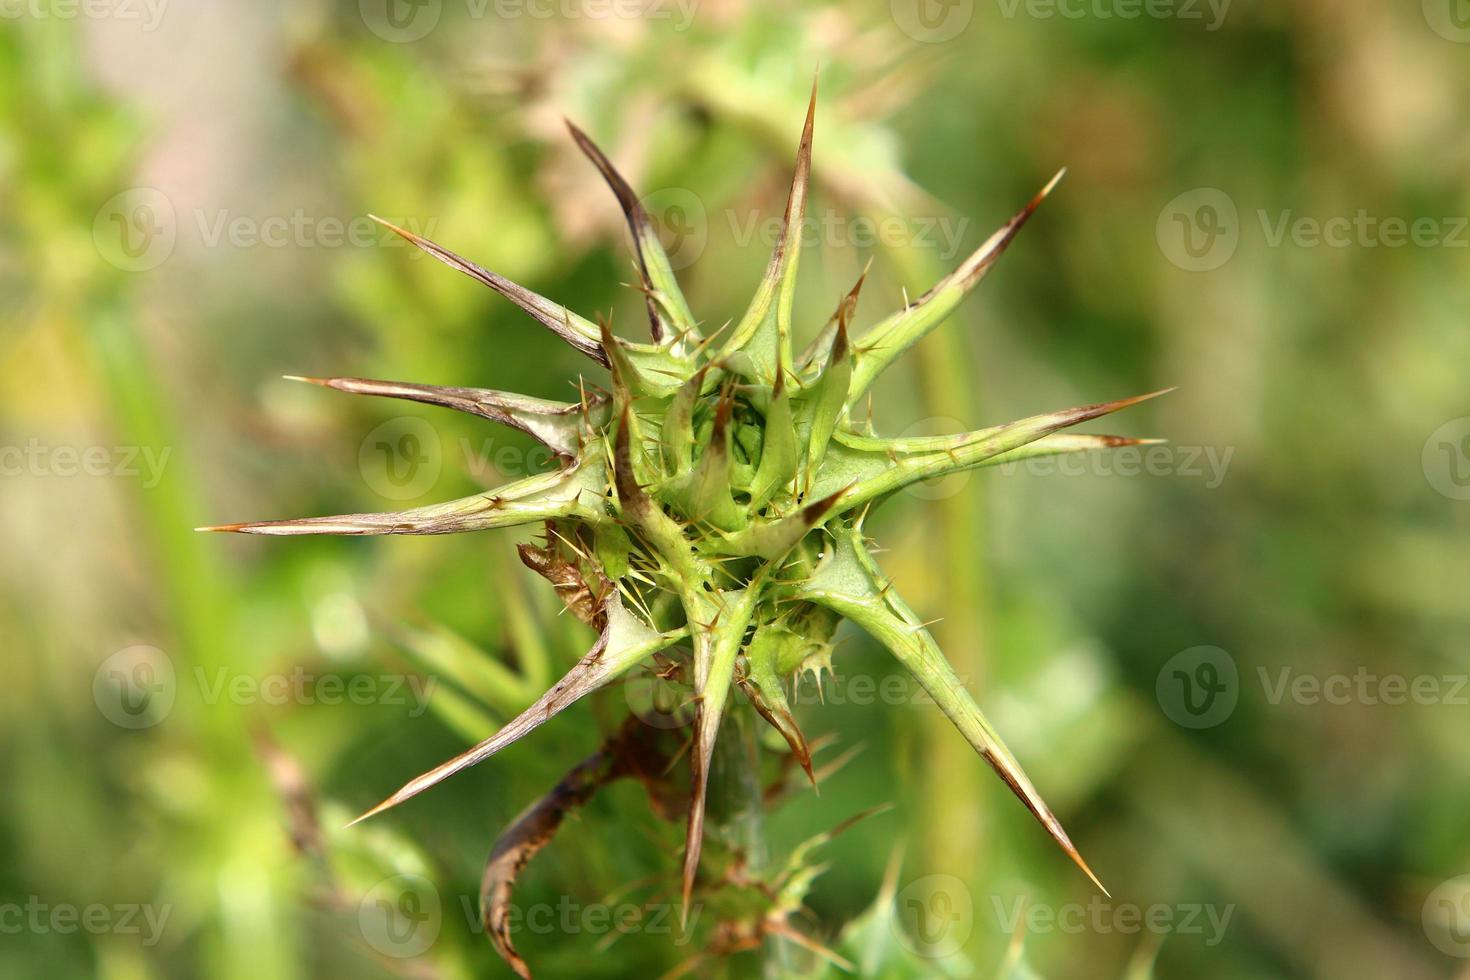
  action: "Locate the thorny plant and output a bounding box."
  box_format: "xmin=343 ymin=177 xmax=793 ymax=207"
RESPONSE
xmin=206 ymin=81 xmax=1168 ymax=975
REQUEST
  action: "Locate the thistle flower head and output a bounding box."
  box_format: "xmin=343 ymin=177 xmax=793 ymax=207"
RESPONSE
xmin=207 ymin=81 xmax=1166 ymax=923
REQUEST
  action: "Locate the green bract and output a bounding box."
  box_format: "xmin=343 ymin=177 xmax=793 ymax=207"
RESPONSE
xmin=209 ymin=84 xmax=1166 ymax=923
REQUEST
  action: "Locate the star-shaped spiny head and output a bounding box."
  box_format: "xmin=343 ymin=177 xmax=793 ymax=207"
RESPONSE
xmin=204 ymin=79 xmax=1170 ymax=912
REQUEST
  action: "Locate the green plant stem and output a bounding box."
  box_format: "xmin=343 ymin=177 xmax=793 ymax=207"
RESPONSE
xmin=706 ymin=707 xmax=787 ymax=976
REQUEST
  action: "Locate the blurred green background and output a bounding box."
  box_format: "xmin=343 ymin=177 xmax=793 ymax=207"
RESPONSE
xmin=3 ymin=1 xmax=1469 ymax=977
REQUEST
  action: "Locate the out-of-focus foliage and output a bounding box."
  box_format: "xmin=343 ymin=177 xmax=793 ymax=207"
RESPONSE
xmin=2 ymin=1 xmax=1468 ymax=978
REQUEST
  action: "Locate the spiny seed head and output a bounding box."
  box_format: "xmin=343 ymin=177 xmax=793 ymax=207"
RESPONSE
xmin=208 ymin=81 xmax=1169 ymax=933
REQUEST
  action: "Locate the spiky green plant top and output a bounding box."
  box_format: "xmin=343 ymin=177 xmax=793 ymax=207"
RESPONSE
xmin=207 ymin=83 xmax=1166 ymax=913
